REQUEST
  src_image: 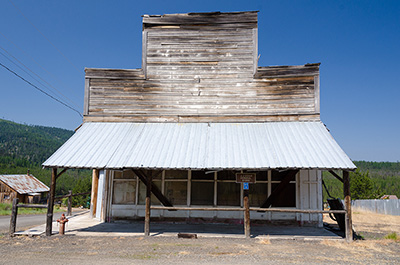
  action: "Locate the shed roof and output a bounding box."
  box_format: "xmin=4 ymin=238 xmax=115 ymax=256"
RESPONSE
xmin=43 ymin=121 xmax=355 ymax=170
xmin=0 ymin=174 xmax=49 ymax=194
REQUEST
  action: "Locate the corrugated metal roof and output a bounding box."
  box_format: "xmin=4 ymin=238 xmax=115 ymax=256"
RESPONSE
xmin=0 ymin=174 xmax=50 ymax=194
xmin=43 ymin=122 xmax=356 ymax=170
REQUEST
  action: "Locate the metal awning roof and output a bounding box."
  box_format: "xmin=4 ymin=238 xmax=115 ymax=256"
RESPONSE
xmin=43 ymin=122 xmax=356 ymax=170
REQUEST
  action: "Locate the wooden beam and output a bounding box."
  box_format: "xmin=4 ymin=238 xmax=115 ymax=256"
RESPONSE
xmin=243 ymin=189 xmax=250 ymax=239
xmin=144 ymin=170 xmax=152 ymax=236
xmin=46 ymin=168 xmax=57 ymax=236
xmin=260 ymin=170 xmax=298 ymax=208
xmin=132 ymin=169 xmax=174 ymax=208
xmin=56 ymin=168 xmax=68 ymax=179
xmin=90 ymin=169 xmax=99 ymax=218
xmin=343 ymin=170 xmax=353 ymax=242
xmin=67 ymin=190 xmax=72 ymax=216
xmin=9 ymin=198 xmax=18 ymax=236
xmin=328 ymin=170 xmax=343 ymax=183
xmin=151 ymin=206 xmax=346 ymax=214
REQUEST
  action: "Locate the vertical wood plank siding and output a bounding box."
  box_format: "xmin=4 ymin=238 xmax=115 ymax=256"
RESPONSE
xmin=84 ymin=12 xmax=320 ymax=123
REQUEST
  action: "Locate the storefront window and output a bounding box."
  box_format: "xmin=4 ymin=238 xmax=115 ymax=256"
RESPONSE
xmin=191 ymin=182 xmax=214 ymax=205
xmin=249 ymin=183 xmax=268 ymax=207
xmin=217 ymin=182 xmax=240 ymax=206
xmin=270 ymin=170 xmax=296 ymax=207
xmin=113 ymin=181 xmax=136 ymax=204
xmin=165 ymin=181 xmax=187 ymax=205
xmin=138 ymin=180 xmax=161 ymax=205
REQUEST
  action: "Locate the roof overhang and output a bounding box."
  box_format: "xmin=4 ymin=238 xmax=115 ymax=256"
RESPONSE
xmin=43 ymin=122 xmax=356 ymax=171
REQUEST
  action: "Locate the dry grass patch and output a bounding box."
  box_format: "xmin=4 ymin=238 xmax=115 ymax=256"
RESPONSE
xmin=321 ymin=239 xmax=397 ymax=256
xmin=258 ymin=235 xmax=271 ymax=245
xmin=352 ymin=210 xmax=400 ymax=235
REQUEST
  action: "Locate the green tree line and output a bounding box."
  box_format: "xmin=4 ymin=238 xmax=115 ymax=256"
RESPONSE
xmin=323 ymin=161 xmax=400 ymax=201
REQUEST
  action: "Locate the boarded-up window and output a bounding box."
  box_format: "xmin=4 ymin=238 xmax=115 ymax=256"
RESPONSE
xmin=249 ymin=183 xmax=268 ymax=207
xmin=217 ymin=182 xmax=240 ymax=206
xmin=191 ymin=182 xmax=214 ymax=205
xmin=113 ymin=170 xmax=137 ymax=204
xmin=191 ymin=171 xmax=214 ymax=205
xmin=165 ymin=181 xmax=187 ymax=205
xmin=113 ymin=181 xmax=136 ymax=204
xmin=138 ymin=180 xmax=161 ymax=205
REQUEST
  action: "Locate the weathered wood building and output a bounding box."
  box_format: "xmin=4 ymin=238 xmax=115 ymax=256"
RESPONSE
xmin=44 ymin=11 xmax=356 ymax=239
xmin=0 ymin=174 xmax=49 ymax=204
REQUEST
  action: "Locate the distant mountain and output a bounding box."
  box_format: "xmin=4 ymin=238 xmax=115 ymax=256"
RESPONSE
xmin=0 ymin=119 xmax=73 ymax=167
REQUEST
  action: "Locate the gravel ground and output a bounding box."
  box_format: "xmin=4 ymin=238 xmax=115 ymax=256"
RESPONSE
xmin=0 ymin=235 xmax=399 ymax=264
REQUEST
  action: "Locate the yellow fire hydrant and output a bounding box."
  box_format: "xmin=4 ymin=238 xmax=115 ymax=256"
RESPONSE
xmin=57 ymin=213 xmax=69 ymax=235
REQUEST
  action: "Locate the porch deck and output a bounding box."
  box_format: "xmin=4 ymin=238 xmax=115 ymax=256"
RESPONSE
xmin=16 ymin=211 xmax=342 ymax=240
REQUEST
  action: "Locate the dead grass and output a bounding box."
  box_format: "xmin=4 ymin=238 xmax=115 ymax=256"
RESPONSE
xmin=321 ymin=239 xmax=397 ymax=255
xmin=324 ymin=208 xmax=400 ymax=239
xmin=257 ymin=235 xmax=271 ymax=245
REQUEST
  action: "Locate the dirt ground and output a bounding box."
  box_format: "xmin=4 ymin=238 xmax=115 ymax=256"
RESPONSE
xmin=0 ymin=235 xmax=398 ymax=264
xmin=323 ymin=208 xmax=400 ymax=240
xmin=0 ymin=210 xmax=398 ymax=265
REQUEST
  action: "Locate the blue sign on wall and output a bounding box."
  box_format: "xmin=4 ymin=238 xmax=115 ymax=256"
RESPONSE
xmin=243 ymin=182 xmax=249 ymax=190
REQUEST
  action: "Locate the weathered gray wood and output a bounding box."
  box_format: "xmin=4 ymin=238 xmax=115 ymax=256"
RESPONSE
xmin=343 ymin=170 xmax=353 ymax=242
xmin=252 ymin=28 xmax=258 ymax=75
xmin=46 ymin=168 xmax=57 ymax=236
xmin=142 ymin=11 xmax=258 ymax=25
xmin=84 ymin=78 xmax=90 ymax=115
xmin=142 ymin=31 xmax=148 ymax=79
xmin=83 ymin=12 xmax=320 ymax=123
xmin=9 ymin=198 xmax=18 ymax=236
xmin=67 ymin=190 xmax=72 ymax=216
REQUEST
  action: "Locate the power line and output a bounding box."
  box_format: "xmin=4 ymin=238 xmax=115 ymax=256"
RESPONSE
xmin=0 ymin=30 xmax=81 ymax=109
xmin=8 ymin=0 xmax=81 ymax=73
xmin=0 ymin=44 xmax=81 ymax=110
xmin=0 ymin=61 xmax=83 ymax=118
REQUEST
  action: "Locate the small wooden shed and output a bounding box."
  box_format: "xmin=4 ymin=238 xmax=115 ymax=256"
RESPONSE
xmin=0 ymin=174 xmax=49 ymax=204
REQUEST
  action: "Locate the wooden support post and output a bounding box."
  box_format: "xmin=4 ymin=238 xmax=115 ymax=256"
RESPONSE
xmin=243 ymin=189 xmax=250 ymax=239
xmin=67 ymin=190 xmax=72 ymax=216
xmin=90 ymin=169 xmax=99 ymax=218
xmin=343 ymin=170 xmax=353 ymax=242
xmin=144 ymin=171 xmax=152 ymax=236
xmin=46 ymin=168 xmax=57 ymax=236
xmin=9 ymin=198 xmax=18 ymax=236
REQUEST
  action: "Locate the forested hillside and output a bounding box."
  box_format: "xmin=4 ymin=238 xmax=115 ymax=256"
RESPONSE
xmin=0 ymin=119 xmax=73 ymax=167
xmin=0 ymin=119 xmax=91 ymax=203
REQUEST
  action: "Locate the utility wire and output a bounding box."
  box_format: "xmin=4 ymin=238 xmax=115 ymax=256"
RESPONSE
xmin=0 ymin=30 xmax=81 ymax=109
xmin=8 ymin=0 xmax=81 ymax=73
xmin=0 ymin=44 xmax=81 ymax=110
xmin=0 ymin=61 xmax=83 ymax=118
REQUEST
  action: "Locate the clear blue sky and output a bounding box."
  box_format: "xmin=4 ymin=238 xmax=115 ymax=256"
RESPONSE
xmin=0 ymin=0 xmax=399 ymax=162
